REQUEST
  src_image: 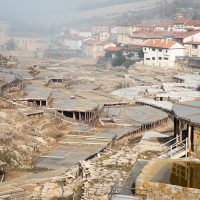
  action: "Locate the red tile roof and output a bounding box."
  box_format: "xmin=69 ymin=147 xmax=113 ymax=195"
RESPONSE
xmin=64 ymin=34 xmax=85 ymax=40
xmin=97 ymin=41 xmax=113 ymax=46
xmin=135 ymin=22 xmax=158 ymax=28
xmin=143 ymin=40 xmax=181 ymax=49
xmin=104 ymin=47 xmax=123 ymax=52
xmin=82 ymin=39 xmax=99 ymax=45
xmin=130 ymin=32 xmax=162 ymax=39
xmin=156 ymin=21 xmax=173 ymax=27
xmin=153 ymin=31 xmax=175 ymax=37
xmin=185 ymin=20 xmax=200 ymax=26
xmin=173 ymin=18 xmax=190 ymax=24
xmin=174 ymin=31 xmax=200 ymax=39
xmin=128 ymin=45 xmax=143 ymax=51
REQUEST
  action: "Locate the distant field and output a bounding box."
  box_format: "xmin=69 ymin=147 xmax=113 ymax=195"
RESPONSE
xmin=24 ymin=0 xmax=163 ymax=26
xmin=78 ymin=0 xmax=146 ymax=11
xmin=69 ymin=0 xmax=162 ymax=22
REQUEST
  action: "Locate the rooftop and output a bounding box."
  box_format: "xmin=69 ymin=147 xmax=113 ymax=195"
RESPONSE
xmin=51 ymin=99 xmax=98 ymax=112
xmin=173 ymin=100 xmax=200 ymax=124
xmin=104 ymin=47 xmax=123 ymax=52
xmin=82 ymin=39 xmax=99 ymax=45
xmin=156 ymin=21 xmax=173 ymax=27
xmin=173 ymin=18 xmax=190 ymax=24
xmin=64 ymin=34 xmax=85 ymax=40
xmin=143 ymin=40 xmax=181 ymax=49
xmin=130 ymin=32 xmax=162 ymax=39
xmin=104 ymin=106 xmax=168 ymax=127
xmin=174 ymin=31 xmax=200 ymax=39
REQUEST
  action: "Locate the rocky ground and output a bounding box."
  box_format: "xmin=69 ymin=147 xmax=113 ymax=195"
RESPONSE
xmin=0 ymin=100 xmax=70 ymax=172
xmin=29 ymin=120 xmax=173 ymax=200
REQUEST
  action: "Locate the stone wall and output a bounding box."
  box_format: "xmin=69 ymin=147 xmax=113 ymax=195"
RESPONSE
xmin=135 ymin=159 xmax=200 ymax=200
xmin=136 ymin=181 xmax=200 ymax=200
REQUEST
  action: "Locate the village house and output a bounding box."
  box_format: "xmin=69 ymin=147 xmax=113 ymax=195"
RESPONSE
xmin=69 ymin=28 xmax=92 ymax=37
xmin=155 ymin=21 xmax=174 ymax=32
xmin=82 ymin=39 xmax=116 ymax=59
xmin=133 ymin=22 xmax=158 ymax=32
xmin=117 ymin=31 xmax=174 ymax=46
xmin=8 ymin=32 xmax=49 ymax=52
xmin=184 ymin=41 xmax=200 ymax=58
xmin=173 ymin=18 xmax=189 ymax=32
xmin=143 ymin=40 xmax=185 ymax=67
xmin=99 ymin=32 xmax=110 ymax=41
xmin=110 ymin=26 xmax=117 ymax=35
xmin=174 ymin=31 xmax=200 ymax=44
xmin=104 ymin=47 xmax=124 ymax=58
xmin=92 ymin=25 xmax=110 ymax=35
xmin=63 ymin=34 xmax=85 ymax=50
xmin=117 ymin=34 xmax=130 ymax=45
xmin=0 ymin=22 xmax=9 ymax=46
xmin=96 ymin=41 xmax=116 ymax=59
xmin=128 ymin=32 xmax=168 ymax=45
xmin=116 ymin=24 xmax=131 ymax=36
xmin=185 ymin=20 xmax=200 ymax=32
xmin=82 ymin=39 xmax=99 ymax=59
xmin=174 ymin=31 xmax=200 ymax=57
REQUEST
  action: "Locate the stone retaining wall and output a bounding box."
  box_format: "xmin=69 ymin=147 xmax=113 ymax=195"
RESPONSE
xmin=136 ymin=181 xmax=200 ymax=200
xmin=135 ymin=159 xmax=200 ymax=200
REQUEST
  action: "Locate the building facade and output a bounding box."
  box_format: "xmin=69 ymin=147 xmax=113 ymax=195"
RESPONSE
xmin=143 ymin=40 xmax=185 ymax=67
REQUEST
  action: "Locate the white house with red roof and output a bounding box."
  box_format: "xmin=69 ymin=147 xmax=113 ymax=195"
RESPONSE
xmin=174 ymin=31 xmax=200 ymax=44
xmin=63 ymin=34 xmax=85 ymax=50
xmin=143 ymin=40 xmax=185 ymax=67
xmin=174 ymin=31 xmax=200 ymax=57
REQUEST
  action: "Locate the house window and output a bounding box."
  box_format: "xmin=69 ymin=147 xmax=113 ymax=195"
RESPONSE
xmin=152 ymin=48 xmax=155 ymax=51
xmin=152 ymin=57 xmax=155 ymax=60
xmin=164 ymin=57 xmax=168 ymax=60
xmin=165 ymin=50 xmax=168 ymax=53
xmin=159 ymin=57 xmax=162 ymax=60
xmin=144 ymin=47 xmax=146 ymax=50
xmin=146 ymin=58 xmax=150 ymax=60
xmin=159 ymin=49 xmax=162 ymax=52
xmin=192 ymin=44 xmax=198 ymax=49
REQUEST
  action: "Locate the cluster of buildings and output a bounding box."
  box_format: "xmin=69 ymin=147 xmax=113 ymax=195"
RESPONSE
xmin=59 ymin=18 xmax=200 ymax=67
xmin=0 ymin=22 xmax=49 ymax=52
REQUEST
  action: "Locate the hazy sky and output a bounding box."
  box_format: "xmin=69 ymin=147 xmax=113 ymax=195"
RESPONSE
xmin=0 ymin=0 xmax=114 ymax=32
xmin=0 ymin=0 xmax=79 ymax=20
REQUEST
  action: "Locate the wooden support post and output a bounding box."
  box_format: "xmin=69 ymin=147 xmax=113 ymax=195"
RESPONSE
xmin=73 ymin=112 xmax=76 ymax=120
xmin=191 ymin=126 xmax=194 ymax=151
xmin=79 ymin=112 xmax=81 ymax=122
xmin=174 ymin=118 xmax=177 ymax=137
xmin=185 ymin=138 xmax=188 ymax=157
xmin=188 ymin=124 xmax=191 ymax=152
xmin=179 ymin=121 xmax=182 ymax=143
